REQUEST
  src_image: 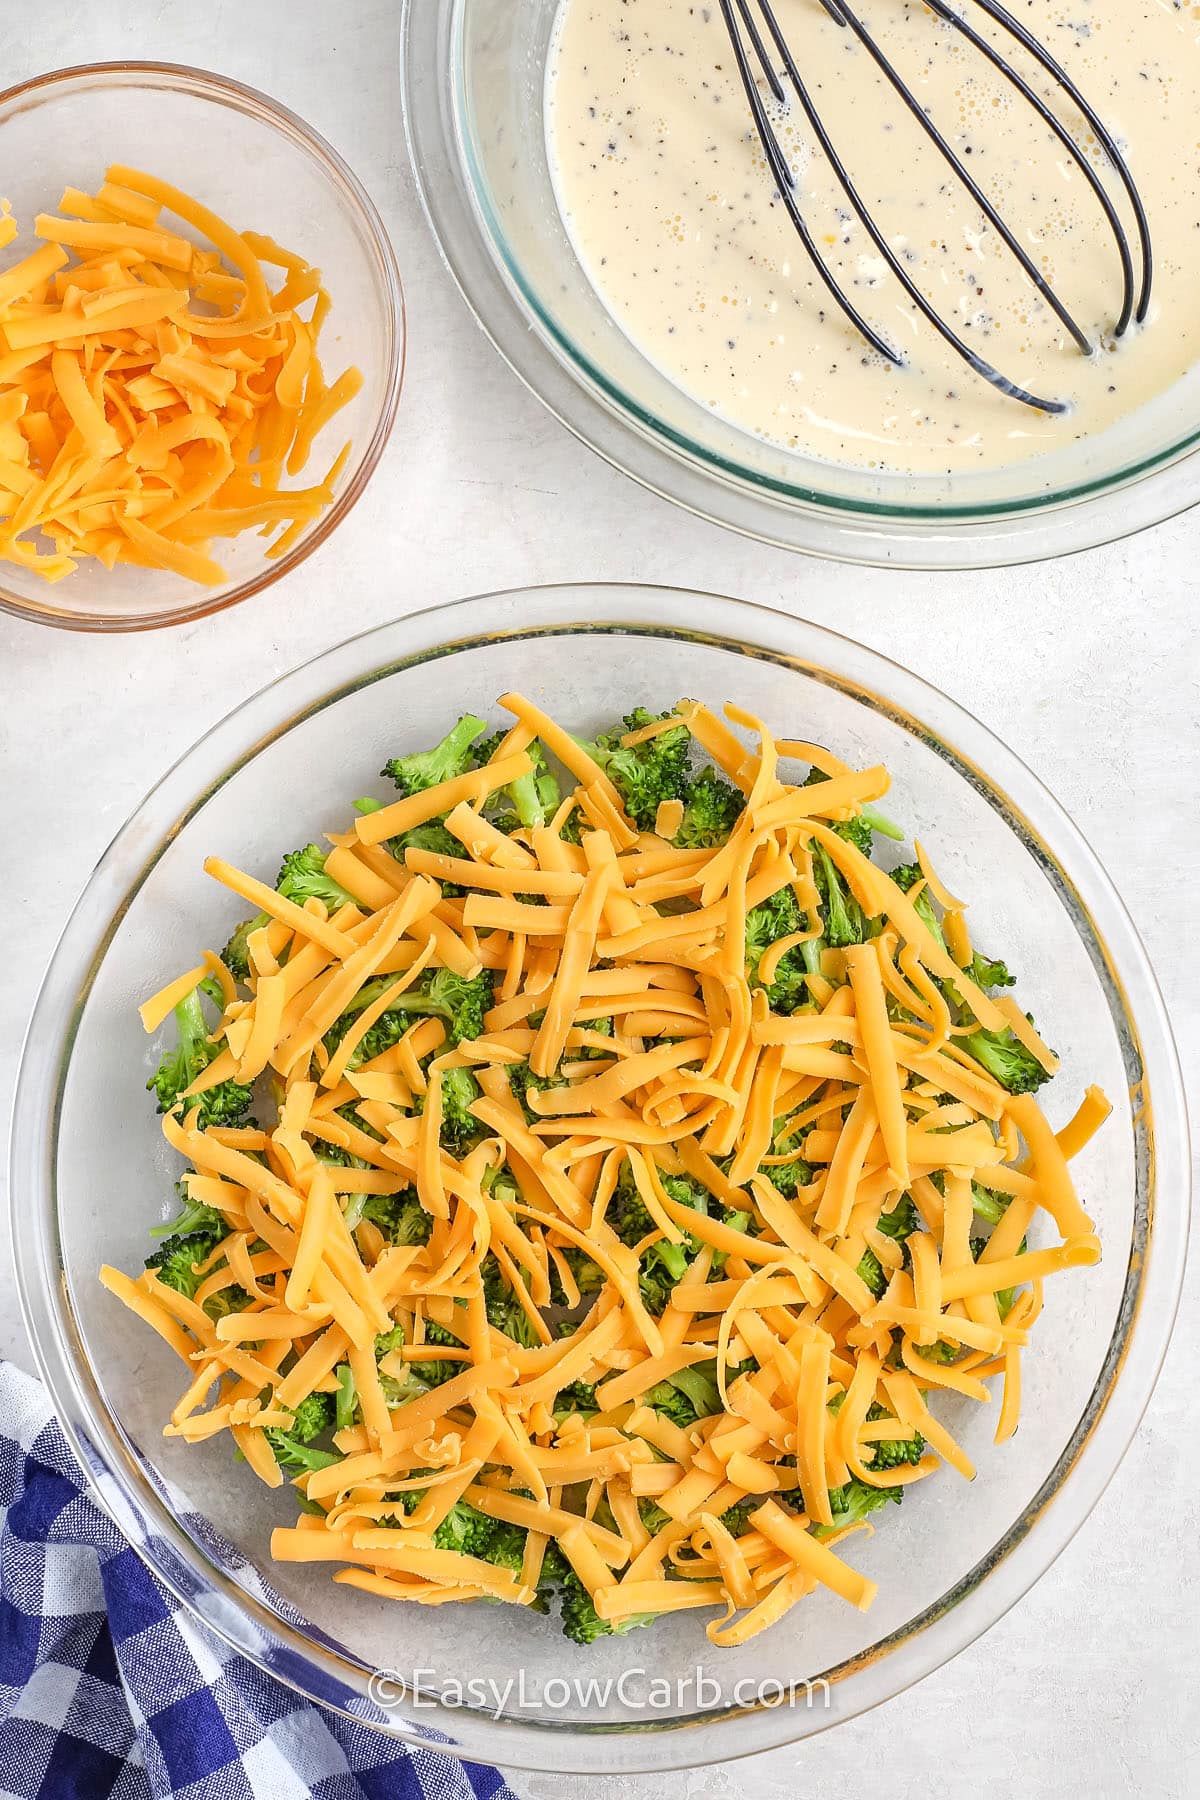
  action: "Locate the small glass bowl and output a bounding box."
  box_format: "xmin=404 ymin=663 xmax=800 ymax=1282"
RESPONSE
xmin=8 ymin=584 xmax=1188 ymax=1771
xmin=0 ymin=63 xmax=404 ymax=631
xmin=401 ymin=0 xmax=1200 ymax=569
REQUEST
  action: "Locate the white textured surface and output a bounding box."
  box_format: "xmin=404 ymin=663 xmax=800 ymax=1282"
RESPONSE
xmin=0 ymin=2 xmax=1197 ymax=1794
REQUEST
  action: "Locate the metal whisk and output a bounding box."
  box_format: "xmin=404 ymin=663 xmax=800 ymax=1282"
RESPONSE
xmin=717 ymin=0 xmax=1154 ymax=413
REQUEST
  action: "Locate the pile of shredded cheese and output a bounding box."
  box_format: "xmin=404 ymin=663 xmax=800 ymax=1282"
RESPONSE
xmin=0 ymin=167 xmax=361 ymax=585
xmin=101 ymin=693 xmax=1108 ymax=1647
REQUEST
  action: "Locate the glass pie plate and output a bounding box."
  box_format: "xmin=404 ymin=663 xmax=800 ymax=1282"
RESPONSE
xmin=401 ymin=0 xmax=1200 ymax=569
xmin=8 ymin=583 xmax=1188 ymax=1772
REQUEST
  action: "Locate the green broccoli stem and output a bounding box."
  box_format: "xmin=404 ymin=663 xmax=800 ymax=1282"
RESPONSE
xmin=174 ymin=986 xmax=209 ymax=1065
xmin=858 ymin=804 xmax=904 ymax=841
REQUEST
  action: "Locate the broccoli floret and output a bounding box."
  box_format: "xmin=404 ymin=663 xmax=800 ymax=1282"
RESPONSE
xmin=890 ymin=860 xmax=945 ymax=945
xmin=482 ymin=1520 xmax=529 ymax=1575
xmin=201 ymin=1283 xmax=252 ymax=1324
xmin=644 ymin=1361 xmax=723 ymax=1427
xmin=146 ymin=984 xmax=253 ymax=1129
xmin=762 ymin=1152 xmax=813 ymax=1197
xmin=557 ymin=806 xmax=585 ymax=846
xmin=554 ymin=1380 xmax=599 ymax=1419
xmin=803 ymin=768 xmax=874 ymax=860
xmin=266 ymin=1433 xmax=341 ymax=1474
xmin=359 ymin=1192 xmax=432 ymax=1247
xmin=719 ymin=1498 xmax=759 ymax=1540
xmin=744 ymin=886 xmax=810 ymax=1014
xmin=639 ymin=1500 xmax=672 ymax=1535
xmin=288 ymin=1391 xmax=336 ymax=1443
xmin=149 ymin=1184 xmax=223 ymax=1242
xmin=381 ymin=715 xmax=489 ymax=796
xmin=395 ymin=821 xmax=461 ymax=860
xmin=891 ymin=863 xmax=1017 ymax=1019
xmin=636 ymin=1264 xmax=676 ymax=1317
xmin=877 ymin=1195 xmax=920 ymax=1241
xmin=608 ymin=1168 xmax=705 ymax=1306
xmin=424 ymin=1318 xmax=465 ymax=1348
xmin=509 ymin=1060 xmax=569 ymax=1127
xmin=576 ymin=1015 xmax=614 ymax=1061
xmin=431 ymin=1500 xmax=499 ymax=1556
xmin=388 ymin=820 xmax=467 ymax=893
xmin=856 ymin=1200 xmax=919 ymax=1296
xmin=802 ymin=769 xmax=902 ymax=856
xmin=968 ymin=952 xmax=1016 ymax=991
xmin=834 ymin=813 xmax=874 ymax=857
xmin=374 ymin=1324 xmax=448 ymax=1398
xmin=644 ymin=1380 xmax=696 ymax=1429
xmin=659 ymin=1173 xmax=708 ymax=1213
xmin=275 ymin=844 xmax=359 ymax=915
xmin=548 ymin=1244 xmax=606 ymax=1304
xmin=375 ymin=1324 xmax=406 ymax=1361
xmin=645 ymin=1377 xmax=699 ymax=1428
xmin=857 ymin=1245 xmax=886 ymax=1298
xmin=864 ymin=1402 xmax=925 ymax=1469
xmin=560 ymin=1568 xmax=657 ymax=1644
xmin=855 ymin=1196 xmax=924 ymax=1296
xmin=813 ymin=842 xmax=869 ymax=948
xmin=144 ymin=1229 xmax=223 ymax=1300
xmin=759 ymin=1119 xmax=814 ymax=1198
xmin=265 ymin=1391 xmax=338 ymax=1474
xmin=221 ymin=913 xmax=270 ymax=983
xmin=481 ymin=1255 xmax=538 ymax=1347
xmin=471 ymin=730 xmax=507 ymax=769
xmin=818 ymin=1478 xmax=902 ymax=1535
xmin=672 ymin=765 xmax=744 ymax=848
xmin=608 ymin=1176 xmax=655 ymax=1250
xmin=494 ymin=739 xmax=561 ymax=830
xmin=666 ymin=1362 xmax=723 ymax=1419
xmin=329 ymin=966 xmax=495 ymax=1066
xmin=431 ymin=1065 xmax=484 ymax=1156
xmin=402 ymin=1358 xmax=458 ymax=1392
xmin=586 ymin=708 xmax=693 ymax=831
xmin=960 ymin=1025 xmax=1052 ymax=1095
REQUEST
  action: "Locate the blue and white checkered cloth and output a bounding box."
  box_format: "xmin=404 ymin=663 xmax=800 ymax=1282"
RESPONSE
xmin=0 ymin=1362 xmax=516 ymax=1800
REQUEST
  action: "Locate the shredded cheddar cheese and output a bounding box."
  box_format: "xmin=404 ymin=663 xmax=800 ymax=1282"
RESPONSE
xmin=0 ymin=168 xmax=361 ymax=585
xmin=102 ymin=694 xmax=1107 ymax=1648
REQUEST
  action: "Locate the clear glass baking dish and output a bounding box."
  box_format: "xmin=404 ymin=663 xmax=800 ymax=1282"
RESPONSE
xmin=9 ymin=583 xmax=1188 ymax=1771
xmin=401 ymin=0 xmax=1200 ymax=569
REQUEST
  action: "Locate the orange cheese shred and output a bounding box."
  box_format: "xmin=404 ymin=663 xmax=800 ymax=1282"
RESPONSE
xmin=0 ymin=169 xmax=359 ymax=586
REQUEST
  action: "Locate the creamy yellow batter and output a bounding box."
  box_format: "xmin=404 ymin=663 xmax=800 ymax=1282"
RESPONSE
xmin=547 ymin=0 xmax=1200 ymax=473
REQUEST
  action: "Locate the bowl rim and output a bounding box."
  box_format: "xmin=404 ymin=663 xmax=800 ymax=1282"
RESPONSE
xmin=0 ymin=59 xmax=405 ymax=633
xmin=399 ymin=0 xmax=1200 ymax=571
xmin=8 ymin=582 xmax=1191 ymax=1772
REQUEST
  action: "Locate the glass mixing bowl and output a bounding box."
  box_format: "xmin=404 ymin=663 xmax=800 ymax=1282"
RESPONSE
xmin=401 ymin=0 xmax=1200 ymax=569
xmin=0 ymin=63 xmax=404 ymax=631
xmin=9 ymin=584 xmax=1188 ymax=1772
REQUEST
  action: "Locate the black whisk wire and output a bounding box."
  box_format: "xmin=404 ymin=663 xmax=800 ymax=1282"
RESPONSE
xmin=963 ymin=0 xmax=1153 ymax=325
xmin=717 ymin=0 xmax=900 ymax=364
xmin=743 ymin=0 xmax=1067 ymax=412
xmin=923 ymin=0 xmax=1136 ymax=340
xmin=718 ymin=0 xmax=1153 ymax=414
